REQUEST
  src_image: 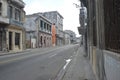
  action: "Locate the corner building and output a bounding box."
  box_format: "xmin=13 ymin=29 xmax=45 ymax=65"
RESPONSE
xmin=0 ymin=0 xmax=26 ymax=52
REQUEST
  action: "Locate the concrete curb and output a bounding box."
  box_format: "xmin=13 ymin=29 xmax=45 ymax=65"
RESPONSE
xmin=55 ymin=47 xmax=79 ymax=80
xmin=0 ymin=46 xmax=61 ymax=56
xmin=0 ymin=49 xmax=31 ymax=56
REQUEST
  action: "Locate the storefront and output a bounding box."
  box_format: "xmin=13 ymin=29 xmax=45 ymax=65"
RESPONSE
xmin=7 ymin=25 xmax=24 ymax=52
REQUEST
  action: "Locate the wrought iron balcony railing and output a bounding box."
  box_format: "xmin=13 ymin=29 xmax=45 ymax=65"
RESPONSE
xmin=10 ymin=18 xmax=23 ymax=27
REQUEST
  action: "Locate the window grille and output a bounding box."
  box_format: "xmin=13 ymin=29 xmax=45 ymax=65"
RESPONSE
xmin=104 ymin=0 xmax=120 ymax=53
xmin=0 ymin=3 xmax=2 ymax=15
xmin=15 ymin=33 xmax=20 ymax=46
xmin=92 ymin=0 xmax=97 ymax=46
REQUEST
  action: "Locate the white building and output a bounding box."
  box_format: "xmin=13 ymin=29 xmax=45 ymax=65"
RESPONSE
xmin=64 ymin=32 xmax=71 ymax=45
xmin=64 ymin=30 xmax=76 ymax=44
xmin=38 ymin=11 xmax=64 ymax=46
xmin=24 ymin=14 xmax=52 ymax=48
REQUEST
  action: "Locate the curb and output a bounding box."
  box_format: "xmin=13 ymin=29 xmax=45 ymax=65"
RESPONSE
xmin=55 ymin=47 xmax=80 ymax=80
xmin=0 ymin=49 xmax=31 ymax=56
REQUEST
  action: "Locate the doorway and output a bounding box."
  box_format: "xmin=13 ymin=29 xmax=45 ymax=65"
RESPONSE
xmin=40 ymin=36 xmax=43 ymax=47
xmin=9 ymin=32 xmax=12 ymax=50
xmin=0 ymin=31 xmax=2 ymax=51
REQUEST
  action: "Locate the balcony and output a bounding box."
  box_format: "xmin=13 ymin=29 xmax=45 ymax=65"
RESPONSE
xmin=10 ymin=18 xmax=23 ymax=27
xmin=0 ymin=16 xmax=9 ymax=24
xmin=11 ymin=0 xmax=25 ymax=8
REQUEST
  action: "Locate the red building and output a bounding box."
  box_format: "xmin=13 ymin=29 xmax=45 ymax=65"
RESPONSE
xmin=52 ymin=24 xmax=56 ymax=46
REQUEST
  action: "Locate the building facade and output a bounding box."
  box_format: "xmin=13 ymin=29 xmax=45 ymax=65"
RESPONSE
xmin=40 ymin=11 xmax=64 ymax=46
xmin=64 ymin=30 xmax=76 ymax=44
xmin=0 ymin=0 xmax=25 ymax=52
xmin=64 ymin=31 xmax=71 ymax=45
xmin=52 ymin=24 xmax=56 ymax=46
xmin=78 ymin=3 xmax=88 ymax=54
xmin=0 ymin=0 xmax=9 ymax=51
xmin=79 ymin=0 xmax=120 ymax=80
xmin=24 ymin=14 xmax=52 ymax=48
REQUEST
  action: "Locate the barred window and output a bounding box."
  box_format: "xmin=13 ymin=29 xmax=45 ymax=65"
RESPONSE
xmin=40 ymin=20 xmax=43 ymax=30
xmin=0 ymin=2 xmax=2 ymax=15
xmin=15 ymin=9 xmax=21 ymax=21
xmin=9 ymin=6 xmax=13 ymax=18
xmin=92 ymin=0 xmax=97 ymax=46
xmin=104 ymin=0 xmax=120 ymax=53
xmin=15 ymin=33 xmax=20 ymax=46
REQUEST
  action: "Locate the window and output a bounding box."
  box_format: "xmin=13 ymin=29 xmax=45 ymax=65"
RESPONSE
xmin=47 ymin=24 xmax=49 ymax=31
xmin=15 ymin=33 xmax=20 ymax=46
xmin=92 ymin=0 xmax=97 ymax=46
xmin=18 ymin=10 xmax=21 ymax=21
xmin=40 ymin=20 xmax=43 ymax=30
xmin=49 ymin=25 xmax=51 ymax=32
xmin=104 ymin=0 xmax=120 ymax=53
xmin=15 ymin=9 xmax=17 ymax=20
xmin=0 ymin=2 xmax=2 ymax=15
xmin=9 ymin=6 xmax=13 ymax=18
xmin=15 ymin=9 xmax=21 ymax=21
xmin=44 ymin=23 xmax=46 ymax=31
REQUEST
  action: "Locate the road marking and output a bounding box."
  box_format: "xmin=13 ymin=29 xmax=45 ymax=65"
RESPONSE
xmin=49 ymin=54 xmax=57 ymax=58
xmin=0 ymin=46 xmax=73 ymax=65
xmin=63 ymin=59 xmax=72 ymax=69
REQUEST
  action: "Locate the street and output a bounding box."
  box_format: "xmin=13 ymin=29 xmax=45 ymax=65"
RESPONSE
xmin=0 ymin=44 xmax=79 ymax=80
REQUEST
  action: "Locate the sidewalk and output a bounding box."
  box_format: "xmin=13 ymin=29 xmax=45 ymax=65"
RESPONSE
xmin=0 ymin=46 xmax=60 ymax=56
xmin=62 ymin=47 xmax=96 ymax=80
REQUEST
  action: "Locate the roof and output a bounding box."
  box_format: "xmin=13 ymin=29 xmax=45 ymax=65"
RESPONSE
xmin=43 ymin=11 xmax=64 ymax=19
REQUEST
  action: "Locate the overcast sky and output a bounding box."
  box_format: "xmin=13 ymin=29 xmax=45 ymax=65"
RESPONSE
xmin=23 ymin=0 xmax=80 ymax=37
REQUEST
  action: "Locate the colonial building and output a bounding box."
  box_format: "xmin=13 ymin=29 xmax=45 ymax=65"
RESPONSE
xmin=79 ymin=0 xmax=120 ymax=80
xmin=0 ymin=0 xmax=9 ymax=51
xmin=52 ymin=24 xmax=56 ymax=46
xmin=39 ymin=11 xmax=64 ymax=46
xmin=78 ymin=3 xmax=87 ymax=53
xmin=64 ymin=30 xmax=76 ymax=44
xmin=0 ymin=0 xmax=25 ymax=52
xmin=24 ymin=14 xmax=52 ymax=48
xmin=64 ymin=31 xmax=71 ymax=45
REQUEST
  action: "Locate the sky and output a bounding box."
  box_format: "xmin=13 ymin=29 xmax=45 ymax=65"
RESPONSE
xmin=23 ymin=0 xmax=80 ymax=37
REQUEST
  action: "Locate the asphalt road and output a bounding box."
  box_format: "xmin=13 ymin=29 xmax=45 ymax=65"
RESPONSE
xmin=0 ymin=44 xmax=79 ymax=80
